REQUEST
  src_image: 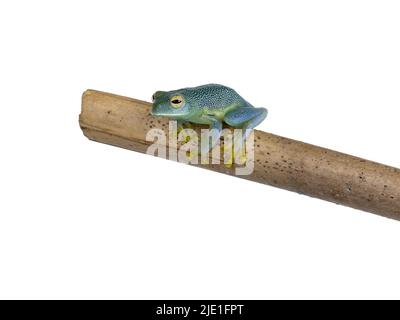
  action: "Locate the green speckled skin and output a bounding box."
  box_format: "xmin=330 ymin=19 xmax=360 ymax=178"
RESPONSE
xmin=151 ymin=84 xmax=268 ymax=155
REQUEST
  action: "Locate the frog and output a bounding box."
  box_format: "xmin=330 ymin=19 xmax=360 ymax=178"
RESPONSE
xmin=150 ymin=84 xmax=268 ymax=162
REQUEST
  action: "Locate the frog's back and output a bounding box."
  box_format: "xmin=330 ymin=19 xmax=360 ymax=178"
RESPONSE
xmin=181 ymin=84 xmax=249 ymax=110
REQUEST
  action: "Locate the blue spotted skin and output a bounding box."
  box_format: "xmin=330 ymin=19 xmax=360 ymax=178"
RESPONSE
xmin=151 ymin=84 xmax=268 ymax=155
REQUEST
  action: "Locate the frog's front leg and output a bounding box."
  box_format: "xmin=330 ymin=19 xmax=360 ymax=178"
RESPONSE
xmin=177 ymin=120 xmax=192 ymax=131
xmin=224 ymin=107 xmax=268 ymax=161
xmin=177 ymin=120 xmax=193 ymax=142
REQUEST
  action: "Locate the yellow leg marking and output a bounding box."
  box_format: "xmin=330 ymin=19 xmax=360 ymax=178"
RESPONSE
xmin=222 ymin=142 xmax=234 ymax=168
xmin=177 ymin=125 xmax=192 ymax=143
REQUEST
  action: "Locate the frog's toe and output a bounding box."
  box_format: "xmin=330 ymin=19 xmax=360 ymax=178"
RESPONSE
xmin=224 ymin=149 xmax=234 ymax=168
xmin=239 ymin=152 xmax=247 ymax=164
xmin=224 ymin=162 xmax=233 ymax=169
xmin=233 ymin=145 xmax=247 ymax=165
xmin=182 ymin=129 xmax=192 ymax=142
xmin=186 ymin=149 xmax=200 ymax=163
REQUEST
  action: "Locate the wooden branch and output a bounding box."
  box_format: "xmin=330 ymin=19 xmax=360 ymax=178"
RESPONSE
xmin=79 ymin=89 xmax=400 ymax=220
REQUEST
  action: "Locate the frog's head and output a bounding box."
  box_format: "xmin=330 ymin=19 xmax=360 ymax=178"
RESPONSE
xmin=151 ymin=90 xmax=192 ymax=119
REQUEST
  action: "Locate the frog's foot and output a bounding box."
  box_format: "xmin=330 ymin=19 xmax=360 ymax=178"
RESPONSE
xmin=187 ymin=150 xmax=198 ymax=162
xmin=178 ymin=145 xmax=200 ymax=164
xmin=233 ymin=143 xmax=247 ymax=165
xmin=221 ymin=143 xmax=234 ymax=168
xmin=188 ymin=144 xmax=218 ymax=165
xmin=239 ymin=147 xmax=247 ymax=164
xmin=220 ymin=136 xmax=246 ymax=167
xmin=177 ymin=122 xmax=193 ymax=143
xmin=184 ymin=136 xmax=200 ymax=163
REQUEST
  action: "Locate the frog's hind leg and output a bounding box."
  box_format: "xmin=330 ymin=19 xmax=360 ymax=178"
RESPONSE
xmin=225 ymin=107 xmax=268 ymax=135
xmin=224 ymin=107 xmax=268 ymax=161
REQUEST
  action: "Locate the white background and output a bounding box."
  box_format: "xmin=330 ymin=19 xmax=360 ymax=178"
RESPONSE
xmin=1 ymin=0 xmax=400 ymax=299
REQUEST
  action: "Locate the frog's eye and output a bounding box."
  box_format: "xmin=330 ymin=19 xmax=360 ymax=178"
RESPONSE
xmin=170 ymin=95 xmax=184 ymax=108
xmin=152 ymin=94 xmax=156 ymax=102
